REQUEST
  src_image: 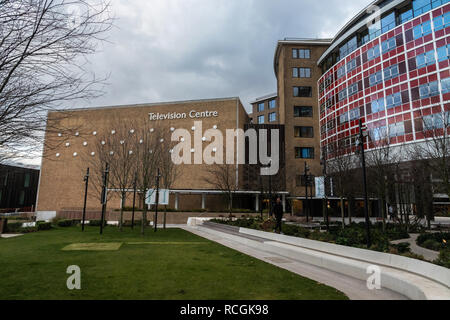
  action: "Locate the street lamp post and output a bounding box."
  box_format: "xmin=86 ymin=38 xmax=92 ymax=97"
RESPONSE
xmin=358 ymin=119 xmax=371 ymax=248
xmin=304 ymin=162 xmax=310 ymax=223
xmin=154 ymin=168 xmax=161 ymax=232
xmin=321 ymin=148 xmax=330 ymax=231
xmin=267 ymin=159 xmax=273 ymax=218
xmin=100 ymin=163 xmax=110 ymax=235
xmin=82 ymin=168 xmax=89 ymax=232
xmin=131 ymin=172 xmax=137 ymax=230
xmin=259 ymin=175 xmax=264 ymax=220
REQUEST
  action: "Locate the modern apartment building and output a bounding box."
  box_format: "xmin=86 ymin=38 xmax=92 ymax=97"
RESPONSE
xmin=317 ymin=0 xmax=449 ymax=211
xmin=318 ymin=0 xmax=449 ymax=158
xmin=250 ymin=93 xmax=279 ymax=125
xmin=251 ymin=39 xmax=332 ymax=213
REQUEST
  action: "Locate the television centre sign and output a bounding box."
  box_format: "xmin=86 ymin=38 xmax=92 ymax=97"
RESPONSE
xmin=149 ymin=110 xmax=219 ymax=121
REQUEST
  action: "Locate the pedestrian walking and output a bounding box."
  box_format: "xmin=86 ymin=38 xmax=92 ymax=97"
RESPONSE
xmin=273 ymin=197 xmax=284 ymax=234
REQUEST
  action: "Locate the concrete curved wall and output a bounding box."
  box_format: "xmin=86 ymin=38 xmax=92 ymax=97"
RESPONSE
xmin=240 ymin=227 xmax=450 ymax=300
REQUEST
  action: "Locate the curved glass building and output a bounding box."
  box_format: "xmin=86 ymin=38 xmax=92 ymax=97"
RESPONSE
xmin=318 ymin=0 xmax=449 ymax=159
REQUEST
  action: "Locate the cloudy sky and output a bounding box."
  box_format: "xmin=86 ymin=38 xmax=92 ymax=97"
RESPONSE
xmin=76 ymin=0 xmax=371 ymax=114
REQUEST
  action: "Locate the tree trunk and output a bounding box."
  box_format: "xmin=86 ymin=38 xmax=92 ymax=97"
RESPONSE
xmin=380 ymin=198 xmax=386 ymax=232
xmin=119 ymin=192 xmax=126 ymax=232
xmin=229 ymin=193 xmax=233 ymax=219
xmin=340 ymin=197 xmax=345 ymax=229
xmin=141 ymin=195 xmax=147 ymax=236
xmin=348 ymin=198 xmax=353 ymax=225
xmin=164 ymin=205 xmax=167 ymax=230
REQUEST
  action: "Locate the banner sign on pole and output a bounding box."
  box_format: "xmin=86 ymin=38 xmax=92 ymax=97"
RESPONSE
xmin=315 ymin=177 xmax=325 ymax=199
xmin=146 ymin=189 xmax=170 ymax=205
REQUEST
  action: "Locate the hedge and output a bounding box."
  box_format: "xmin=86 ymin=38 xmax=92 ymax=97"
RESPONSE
xmin=57 ymin=220 xmax=75 ymax=227
xmin=37 ymin=221 xmax=52 ymax=231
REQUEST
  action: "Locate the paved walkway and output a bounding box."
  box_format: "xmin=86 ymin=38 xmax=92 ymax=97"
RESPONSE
xmin=391 ymin=234 xmax=439 ymax=262
xmin=182 ymin=225 xmax=408 ymax=300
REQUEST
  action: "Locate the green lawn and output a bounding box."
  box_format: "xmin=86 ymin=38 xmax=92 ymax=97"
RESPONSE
xmin=0 ymin=226 xmax=347 ymax=300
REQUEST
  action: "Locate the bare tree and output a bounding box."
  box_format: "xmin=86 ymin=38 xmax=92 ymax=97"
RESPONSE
xmin=414 ymin=111 xmax=450 ymax=199
xmin=203 ymin=164 xmax=238 ymax=218
xmin=327 ymin=138 xmax=358 ymax=228
xmin=101 ymin=119 xmax=137 ymax=231
xmin=159 ymin=130 xmax=182 ymax=228
xmin=365 ymin=131 xmax=403 ymax=231
xmin=133 ymin=121 xmax=164 ymax=235
xmin=0 ymin=0 xmax=112 ymax=163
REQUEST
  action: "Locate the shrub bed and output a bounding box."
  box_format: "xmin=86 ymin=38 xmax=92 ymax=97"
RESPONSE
xmin=89 ymin=220 xmax=107 ymax=227
xmin=210 ymin=219 xmax=408 ymax=254
xmin=57 ymin=220 xmax=75 ymax=227
xmin=5 ymin=222 xmax=23 ymax=233
xmin=37 ymin=221 xmax=52 ymax=231
xmin=123 ymin=220 xmax=143 ymax=227
xmin=434 ymin=248 xmax=450 ymax=268
xmin=416 ymin=233 xmax=450 ymax=252
xmin=19 ymin=226 xmax=38 ymax=233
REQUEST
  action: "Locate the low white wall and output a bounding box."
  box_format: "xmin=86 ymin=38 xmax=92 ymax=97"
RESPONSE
xmin=22 ymin=222 xmax=36 ymax=228
xmin=187 ymin=217 xmax=215 ymax=226
xmin=239 ymin=227 xmax=450 ymax=289
xmin=36 ymin=211 xmax=57 ymax=222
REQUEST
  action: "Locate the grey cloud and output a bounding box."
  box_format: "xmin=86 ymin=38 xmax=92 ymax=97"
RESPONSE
xmin=72 ymin=0 xmax=371 ymax=113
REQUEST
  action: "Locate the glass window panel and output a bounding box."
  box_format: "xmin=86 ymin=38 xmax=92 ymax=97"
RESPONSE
xmin=258 ymin=103 xmax=264 ymax=112
xmin=258 ymin=115 xmax=264 ymax=124
xmin=269 ymin=113 xmax=277 ymax=122
xmin=430 ymin=81 xmax=439 ymax=95
xmin=19 ymin=191 xmax=25 ymax=206
xmin=339 ymin=89 xmax=348 ymax=101
xmin=419 ymin=85 xmax=429 ymax=98
xmin=368 ymin=45 xmax=380 ymax=60
xmin=442 ymin=77 xmax=450 ymax=93
xmin=24 ymin=174 xmax=30 ymax=188
xmin=423 ymin=20 xmax=432 ymax=35
xmin=413 ymin=0 xmax=431 ymax=16
xmin=401 ymin=9 xmax=413 ymax=23
xmin=293 ymin=68 xmax=298 ymax=77
xmin=413 ymin=25 xmax=422 ymax=39
xmin=337 ymin=66 xmax=346 ymax=78
xmin=293 ymin=49 xmax=298 ymax=59
xmin=416 ymin=53 xmax=426 ymax=68
xmin=426 ymin=50 xmax=435 ymax=64
xmin=369 ymin=19 xmax=381 ymax=40
xmin=269 ymin=100 xmax=276 ymax=109
xmin=381 ymin=12 xmax=396 ymax=33
xmin=423 ymin=115 xmax=433 ymax=129
xmin=434 ymin=113 xmax=444 ymax=128
xmin=382 ymin=38 xmax=396 ymax=54
xmin=434 ymin=15 xmax=445 ymax=30
xmin=295 ymin=106 xmax=313 ymax=117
